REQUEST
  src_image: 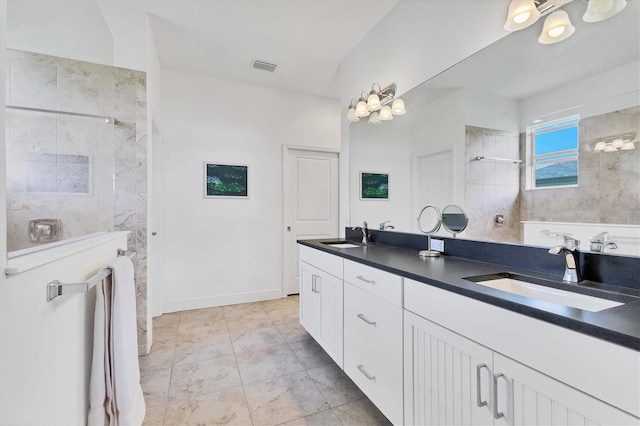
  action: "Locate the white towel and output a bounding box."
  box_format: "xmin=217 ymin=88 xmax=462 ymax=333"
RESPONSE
xmin=88 ymin=256 xmax=146 ymax=426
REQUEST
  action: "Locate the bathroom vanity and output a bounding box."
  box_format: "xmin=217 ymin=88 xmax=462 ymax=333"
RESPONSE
xmin=298 ymin=234 xmax=640 ymax=426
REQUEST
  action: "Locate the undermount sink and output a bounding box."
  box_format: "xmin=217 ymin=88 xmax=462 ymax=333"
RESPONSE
xmin=465 ymin=273 xmax=624 ymax=312
xmin=322 ymin=241 xmax=360 ymax=249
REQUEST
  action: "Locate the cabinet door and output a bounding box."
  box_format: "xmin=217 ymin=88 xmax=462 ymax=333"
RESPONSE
xmin=494 ymin=353 xmax=639 ymax=426
xmin=404 ymin=311 xmax=494 ymax=426
xmin=317 ymin=269 xmax=343 ymax=368
xmin=299 ymin=261 xmax=320 ymax=340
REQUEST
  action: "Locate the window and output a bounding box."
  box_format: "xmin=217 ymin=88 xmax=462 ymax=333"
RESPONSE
xmin=529 ymin=116 xmax=579 ymax=189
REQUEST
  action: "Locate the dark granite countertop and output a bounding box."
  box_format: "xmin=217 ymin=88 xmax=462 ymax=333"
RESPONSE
xmin=298 ymin=238 xmax=640 ymax=351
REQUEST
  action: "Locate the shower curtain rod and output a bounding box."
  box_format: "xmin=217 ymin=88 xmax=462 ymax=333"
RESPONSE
xmin=7 ymin=105 xmax=114 ymax=123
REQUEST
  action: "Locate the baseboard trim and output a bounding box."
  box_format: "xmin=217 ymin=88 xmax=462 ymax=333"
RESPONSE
xmin=161 ymin=288 xmax=284 ymax=313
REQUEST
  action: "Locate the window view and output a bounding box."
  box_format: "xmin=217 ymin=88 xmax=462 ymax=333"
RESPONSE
xmin=530 ymin=116 xmax=579 ymax=188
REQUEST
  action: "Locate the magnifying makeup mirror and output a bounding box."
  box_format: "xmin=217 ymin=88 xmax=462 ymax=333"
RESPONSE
xmin=417 ymin=205 xmax=442 ymax=258
xmin=441 ymin=204 xmax=469 ymax=237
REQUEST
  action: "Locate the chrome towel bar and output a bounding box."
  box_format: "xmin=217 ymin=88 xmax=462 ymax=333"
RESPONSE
xmin=46 ymin=248 xmax=135 ymax=302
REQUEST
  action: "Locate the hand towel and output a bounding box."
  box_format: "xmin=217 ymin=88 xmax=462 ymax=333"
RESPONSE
xmin=109 ymin=256 xmax=146 ymax=426
xmin=88 ymin=256 xmax=145 ymax=426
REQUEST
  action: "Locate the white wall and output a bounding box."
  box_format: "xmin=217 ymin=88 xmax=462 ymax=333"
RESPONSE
xmin=6 ymin=0 xmax=114 ymax=66
xmin=350 ymin=119 xmax=412 ymax=230
xmin=465 ymin=88 xmax=520 ymax=133
xmin=0 ymin=235 xmax=129 ymax=425
xmin=520 ymin=61 xmax=640 ymax=129
xmin=157 ymin=70 xmax=340 ymax=312
xmin=339 ymin=0 xmax=510 ymax=233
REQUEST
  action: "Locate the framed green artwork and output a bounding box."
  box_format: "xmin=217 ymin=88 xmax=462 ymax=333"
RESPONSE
xmin=204 ymin=162 xmax=249 ymax=198
xmin=360 ymin=172 xmax=389 ymax=200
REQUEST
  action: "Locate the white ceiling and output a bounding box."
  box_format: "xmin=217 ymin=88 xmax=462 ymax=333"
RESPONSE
xmin=98 ymin=0 xmax=400 ymax=99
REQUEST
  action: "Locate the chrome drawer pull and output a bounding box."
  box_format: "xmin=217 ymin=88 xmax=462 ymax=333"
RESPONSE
xmin=356 ymin=275 xmax=376 ymax=284
xmin=493 ymin=372 xmax=505 ymax=419
xmin=357 ymin=313 xmax=377 ymax=327
xmin=357 ymin=364 xmax=376 ymax=381
xmin=476 ymin=363 xmax=488 ymax=407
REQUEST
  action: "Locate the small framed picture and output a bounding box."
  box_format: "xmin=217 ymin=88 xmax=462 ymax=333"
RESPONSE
xmin=204 ymin=162 xmax=249 ymax=198
xmin=360 ymin=171 xmax=389 ymax=200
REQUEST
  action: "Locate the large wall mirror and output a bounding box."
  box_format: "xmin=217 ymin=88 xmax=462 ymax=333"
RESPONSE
xmin=349 ymin=0 xmax=639 ymax=257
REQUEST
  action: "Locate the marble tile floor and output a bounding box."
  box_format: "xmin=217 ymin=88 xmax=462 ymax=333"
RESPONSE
xmin=140 ymin=295 xmax=392 ymax=426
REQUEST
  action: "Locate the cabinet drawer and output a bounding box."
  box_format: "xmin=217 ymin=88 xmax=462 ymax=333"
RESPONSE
xmin=343 ymin=259 xmax=401 ymax=306
xmin=344 ymin=283 xmax=403 ymax=425
xmin=299 ymin=244 xmax=343 ymax=278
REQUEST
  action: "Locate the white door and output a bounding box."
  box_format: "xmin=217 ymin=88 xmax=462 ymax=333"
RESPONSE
xmin=411 ymin=149 xmax=454 ymax=233
xmin=284 ymin=148 xmax=339 ymax=295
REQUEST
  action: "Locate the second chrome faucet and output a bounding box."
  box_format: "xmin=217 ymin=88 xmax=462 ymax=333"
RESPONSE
xmin=548 ymin=236 xmax=582 ymax=283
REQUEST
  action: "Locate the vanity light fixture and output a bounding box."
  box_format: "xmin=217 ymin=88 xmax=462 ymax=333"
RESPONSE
xmin=346 ymin=83 xmax=407 ymax=125
xmin=592 ymin=133 xmax=636 ymax=152
xmin=504 ymin=0 xmax=627 ymax=45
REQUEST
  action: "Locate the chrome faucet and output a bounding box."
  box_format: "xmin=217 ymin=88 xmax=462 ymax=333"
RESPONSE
xmin=352 ymin=221 xmax=369 ymax=244
xmin=379 ymin=221 xmax=395 ymax=231
xmin=589 ymin=232 xmax=618 ymax=253
xmin=548 ymin=236 xmax=582 ymax=283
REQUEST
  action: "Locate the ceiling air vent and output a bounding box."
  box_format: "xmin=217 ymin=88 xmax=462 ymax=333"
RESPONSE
xmin=251 ymin=59 xmax=278 ymax=73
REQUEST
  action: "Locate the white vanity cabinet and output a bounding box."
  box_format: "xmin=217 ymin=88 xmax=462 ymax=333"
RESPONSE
xmin=404 ymin=278 xmax=640 ymax=426
xmin=299 ymin=245 xmax=343 ymax=367
xmin=343 ymin=260 xmax=404 ymax=425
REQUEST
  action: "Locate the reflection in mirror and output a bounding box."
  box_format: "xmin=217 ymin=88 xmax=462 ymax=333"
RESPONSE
xmin=441 ymin=204 xmax=468 ymax=236
xmin=416 ymin=205 xmax=441 ymax=258
xmin=349 ymin=0 xmax=639 ymax=256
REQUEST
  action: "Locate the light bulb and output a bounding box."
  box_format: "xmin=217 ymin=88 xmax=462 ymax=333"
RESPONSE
xmin=346 ymin=106 xmax=359 ymax=123
xmin=355 ymin=99 xmax=370 ymax=117
xmin=548 ymin=25 xmax=566 ymax=38
xmin=367 ymin=111 xmax=381 ymax=126
xmin=612 ymin=138 xmax=624 ymax=148
xmin=539 ymin=10 xmax=575 ymax=44
xmin=583 ymin=0 xmax=627 ymax=23
xmin=391 ymin=98 xmax=406 ymax=115
xmin=621 ymin=142 xmax=635 ymax=150
xmin=514 ymin=11 xmax=531 ymax=24
xmin=367 ymin=93 xmax=381 ymax=111
xmin=504 ymin=0 xmax=541 ymax=31
xmin=379 ymin=105 xmax=394 ymax=121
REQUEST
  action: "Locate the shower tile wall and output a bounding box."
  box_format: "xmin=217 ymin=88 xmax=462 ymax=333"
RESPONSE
xmin=519 ymin=106 xmax=640 ymax=225
xmin=465 ymin=126 xmax=521 ymax=244
xmin=5 ymin=50 xmax=150 ymax=354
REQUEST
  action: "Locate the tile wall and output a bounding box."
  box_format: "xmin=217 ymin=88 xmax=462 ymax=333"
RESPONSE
xmin=464 ymin=105 xmax=640 ymax=245
xmin=520 ymin=106 xmax=640 ymax=225
xmin=465 ymin=126 xmax=521 ymax=244
xmin=5 ymin=50 xmax=149 ymax=353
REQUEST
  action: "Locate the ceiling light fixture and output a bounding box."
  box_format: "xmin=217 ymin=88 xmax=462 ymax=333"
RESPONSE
xmin=346 ymin=83 xmax=407 ymax=125
xmin=504 ymin=0 xmax=627 ymax=45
